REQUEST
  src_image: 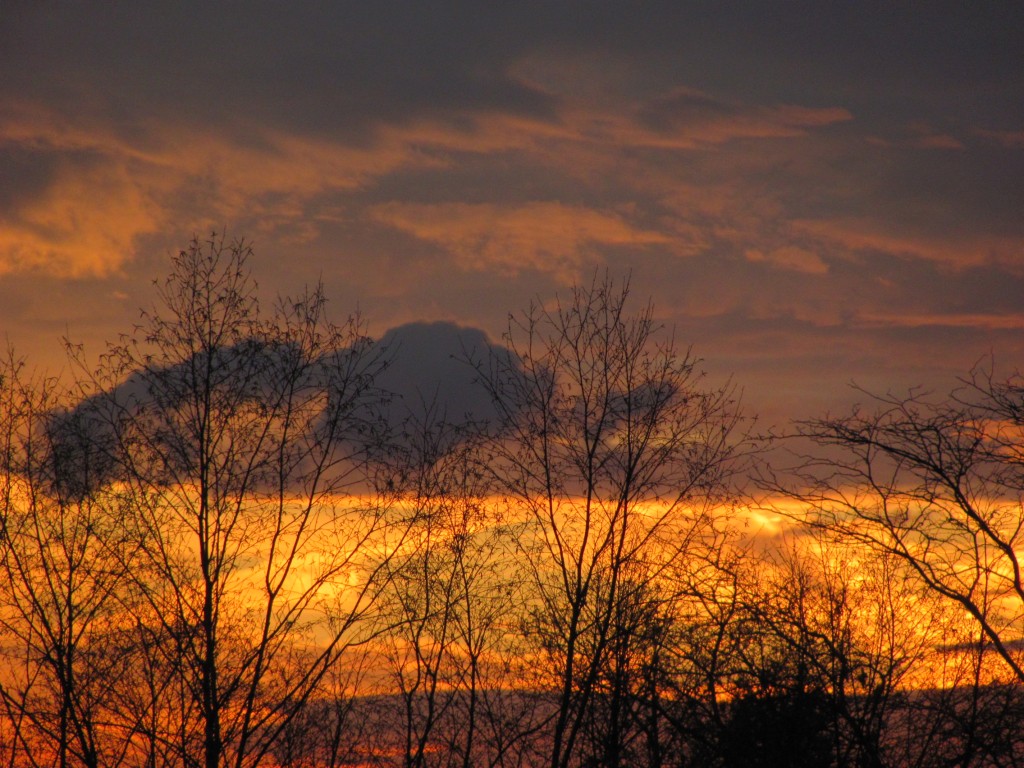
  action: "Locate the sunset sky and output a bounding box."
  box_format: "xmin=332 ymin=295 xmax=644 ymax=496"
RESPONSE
xmin=2 ymin=2 xmax=1023 ymax=424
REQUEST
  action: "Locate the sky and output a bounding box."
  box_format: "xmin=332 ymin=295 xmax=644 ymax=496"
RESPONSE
xmin=2 ymin=1 xmax=1023 ymax=425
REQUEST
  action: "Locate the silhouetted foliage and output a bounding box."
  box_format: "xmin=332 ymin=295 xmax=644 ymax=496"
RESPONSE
xmin=722 ymin=689 xmax=833 ymax=768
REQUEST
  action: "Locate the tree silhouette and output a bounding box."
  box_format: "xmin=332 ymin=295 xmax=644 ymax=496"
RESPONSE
xmin=474 ymin=274 xmax=747 ymax=768
xmin=773 ymin=369 xmax=1024 ymax=685
xmin=0 ymin=356 xmax=134 ymax=768
xmin=65 ymin=235 xmax=402 ymax=768
xmin=5 ymin=235 xmax=1024 ymax=767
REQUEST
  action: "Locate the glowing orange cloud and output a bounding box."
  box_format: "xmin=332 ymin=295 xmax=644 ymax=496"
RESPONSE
xmin=791 ymin=218 xmax=1024 ymax=270
xmin=0 ymin=163 xmax=161 ymax=277
xmin=0 ymin=106 xmax=447 ymax=277
xmin=0 ymin=82 xmax=853 ymax=281
xmin=857 ymin=312 xmax=1024 ymax=331
xmin=369 ymin=201 xmax=671 ymax=280
xmin=745 ymin=246 xmax=829 ymax=275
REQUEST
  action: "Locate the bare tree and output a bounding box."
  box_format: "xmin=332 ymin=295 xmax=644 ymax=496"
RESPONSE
xmin=67 ymin=235 xmax=402 ymax=768
xmin=897 ymin=625 xmax=1024 ymax=768
xmin=0 ymin=354 xmax=136 ymax=768
xmin=656 ymin=538 xmax=749 ymax=768
xmin=376 ymin=403 xmax=540 ymax=768
xmin=380 ymin=414 xmax=482 ymax=768
xmin=474 ymin=274 xmax=746 ymax=768
xmin=772 ymin=369 xmax=1024 ymax=685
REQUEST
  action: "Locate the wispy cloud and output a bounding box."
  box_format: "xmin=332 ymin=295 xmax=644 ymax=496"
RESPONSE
xmin=633 ymin=87 xmax=851 ymax=148
xmin=0 ymin=78 xmax=855 ymax=279
xmin=369 ymin=201 xmax=670 ymax=280
xmin=975 ymin=128 xmax=1024 ymax=149
xmin=745 ymin=246 xmax=829 ymax=275
xmin=791 ymin=219 xmax=1024 ymax=271
xmin=858 ymin=312 xmax=1024 ymax=331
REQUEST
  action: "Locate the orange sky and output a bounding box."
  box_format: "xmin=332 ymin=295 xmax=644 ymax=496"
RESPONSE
xmin=2 ymin=2 xmax=1023 ymax=425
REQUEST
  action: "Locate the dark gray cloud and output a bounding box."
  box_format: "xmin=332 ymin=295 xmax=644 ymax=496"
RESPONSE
xmin=0 ymin=2 xmax=558 ymax=138
xmin=5 ymin=3 xmax=1021 ymax=130
xmin=374 ymin=321 xmax=513 ymax=430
